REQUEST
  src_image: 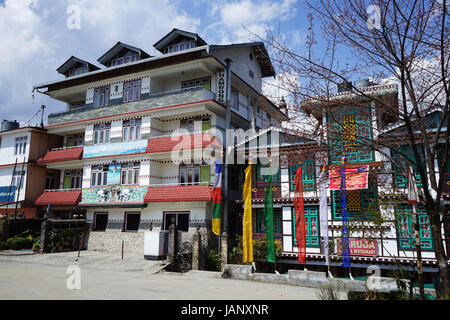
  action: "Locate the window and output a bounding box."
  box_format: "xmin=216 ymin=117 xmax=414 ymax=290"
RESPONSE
xmin=180 ymin=119 xmax=195 ymax=132
xmin=249 ymin=70 xmax=254 ymax=79
xmin=397 ymin=204 xmax=433 ymax=250
xmin=163 ymin=40 xmax=195 ymax=54
xmin=45 ymin=174 xmax=56 ymax=189
xmin=255 ymin=208 xmax=282 ymax=238
xmin=110 ymin=53 xmax=139 ymax=66
xmin=124 ymin=212 xmax=140 ymax=232
xmin=181 ymin=77 xmax=211 ymax=90
xmin=64 ymin=170 xmax=82 ymax=189
xmin=292 ymin=206 xmax=320 ymax=247
xmin=12 ymin=170 xmax=25 ymax=190
xmin=289 ymin=160 xmax=316 ymax=191
xmin=123 ymin=79 xmax=141 ymax=103
xmin=391 ymin=144 xmax=426 ymax=188
xmin=179 ymin=164 xmax=204 ymax=185
xmin=327 ymin=105 xmax=373 ymax=164
xmin=120 ymin=162 xmax=140 ymax=185
xmin=122 ymin=119 xmax=141 ymax=141
xmin=163 ymin=212 xmax=190 ymax=232
xmin=66 ymin=133 xmax=84 ymax=147
xmin=231 ymin=88 xmax=239 ymax=110
xmin=93 ymin=213 xmax=108 ymax=231
xmin=331 ymin=182 xmax=378 ymax=220
xmin=14 ymin=136 xmax=27 ymax=155
xmin=91 ymin=165 xmax=108 ymax=187
xmin=93 ymin=123 xmax=111 ymax=145
xmin=68 ymin=65 xmax=87 ymax=77
xmin=93 ymin=86 xmax=110 ymax=108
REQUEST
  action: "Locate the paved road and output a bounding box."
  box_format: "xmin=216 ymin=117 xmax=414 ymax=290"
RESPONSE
xmin=0 ymin=251 xmax=320 ymax=300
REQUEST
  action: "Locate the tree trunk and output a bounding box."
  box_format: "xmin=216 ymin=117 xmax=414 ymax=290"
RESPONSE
xmin=429 ymin=204 xmax=450 ymax=297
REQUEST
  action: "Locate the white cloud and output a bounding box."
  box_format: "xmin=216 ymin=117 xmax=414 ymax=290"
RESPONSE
xmin=0 ymin=0 xmax=201 ymax=124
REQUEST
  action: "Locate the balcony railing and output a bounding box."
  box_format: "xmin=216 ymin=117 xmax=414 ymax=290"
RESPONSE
xmin=48 ymin=86 xmax=216 ymax=126
xmin=252 ymin=181 xmax=282 ymax=198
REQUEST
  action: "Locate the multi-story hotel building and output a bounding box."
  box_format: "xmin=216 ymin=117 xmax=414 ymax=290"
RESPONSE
xmin=32 ymin=29 xmax=287 ymax=253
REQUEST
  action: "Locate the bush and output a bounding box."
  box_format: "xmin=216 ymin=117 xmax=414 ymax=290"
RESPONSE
xmin=228 ymin=235 xmax=283 ymax=264
xmin=316 ymin=280 xmax=344 ymax=300
xmin=205 ymin=249 xmax=222 ymax=271
xmin=5 ymin=236 xmax=33 ymax=250
xmin=32 ymin=237 xmax=40 ymax=252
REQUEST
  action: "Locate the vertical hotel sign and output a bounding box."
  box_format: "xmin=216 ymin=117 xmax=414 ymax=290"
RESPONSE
xmin=217 ymin=70 xmax=226 ymax=104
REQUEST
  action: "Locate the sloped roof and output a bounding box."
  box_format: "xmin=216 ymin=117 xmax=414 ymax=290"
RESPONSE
xmin=56 ymin=56 xmax=100 ymax=74
xmin=97 ymin=42 xmax=152 ymax=66
xmin=37 ymin=147 xmax=84 ymax=164
xmin=210 ymin=42 xmax=275 ymax=78
xmin=35 ymin=190 xmax=82 ymax=206
xmin=153 ymin=28 xmax=207 ymax=53
xmin=144 ymin=185 xmax=213 ymax=202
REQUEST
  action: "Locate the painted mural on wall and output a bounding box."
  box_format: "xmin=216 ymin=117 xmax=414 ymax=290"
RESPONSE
xmin=108 ymin=163 xmax=121 ymax=185
xmin=83 ymin=140 xmax=148 ymax=158
xmin=81 ymin=185 xmax=147 ymax=203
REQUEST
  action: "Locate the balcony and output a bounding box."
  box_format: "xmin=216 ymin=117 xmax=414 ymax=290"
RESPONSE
xmin=252 ymin=181 xmax=282 ymax=198
xmin=37 ymin=146 xmax=84 ymax=164
xmin=47 ymin=86 xmax=216 ymax=126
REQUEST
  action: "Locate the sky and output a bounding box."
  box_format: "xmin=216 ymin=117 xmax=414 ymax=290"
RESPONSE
xmin=0 ymin=0 xmax=310 ymax=125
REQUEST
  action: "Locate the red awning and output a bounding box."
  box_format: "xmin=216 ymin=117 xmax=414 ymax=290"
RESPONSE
xmin=144 ymin=185 xmax=213 ymax=202
xmin=146 ymin=133 xmax=221 ymax=154
xmin=35 ymin=190 xmax=82 ymax=206
xmin=37 ymin=147 xmax=83 ymax=164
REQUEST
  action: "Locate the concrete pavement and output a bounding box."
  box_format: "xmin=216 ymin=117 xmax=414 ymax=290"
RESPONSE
xmin=0 ymin=251 xmax=321 ymax=300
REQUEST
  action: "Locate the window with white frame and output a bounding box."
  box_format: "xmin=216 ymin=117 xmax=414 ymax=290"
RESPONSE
xmin=120 ymin=162 xmax=140 ymax=185
xmin=179 ymin=165 xmax=200 ymax=185
xmin=180 ymin=118 xmax=195 ymax=132
xmin=163 ymin=212 xmax=189 ymax=232
xmin=12 ymin=170 xmax=25 ymax=189
xmin=93 ymin=123 xmax=111 ymax=145
xmin=65 ymin=170 xmax=82 ymax=189
xmin=231 ymin=88 xmax=239 ymax=110
xmin=93 ymin=86 xmax=110 ymax=108
xmin=122 ymin=119 xmax=141 ymax=141
xmin=181 ymin=77 xmax=211 ymax=90
xmin=123 ymin=79 xmax=141 ymax=103
xmin=14 ymin=136 xmax=27 ymax=155
xmin=110 ymin=53 xmax=139 ymax=67
xmin=91 ymin=165 xmax=108 ymax=187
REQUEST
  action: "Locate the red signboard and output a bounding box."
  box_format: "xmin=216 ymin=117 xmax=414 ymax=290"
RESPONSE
xmin=329 ymin=165 xmax=369 ymax=190
xmin=336 ymin=238 xmax=378 ymax=256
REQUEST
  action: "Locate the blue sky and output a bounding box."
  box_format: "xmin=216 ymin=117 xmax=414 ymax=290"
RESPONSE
xmin=0 ymin=0 xmax=311 ymax=124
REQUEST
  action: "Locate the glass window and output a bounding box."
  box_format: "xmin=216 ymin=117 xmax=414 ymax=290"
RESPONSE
xmin=14 ymin=136 xmax=27 ymax=155
xmin=179 ymin=164 xmax=202 ymax=185
xmin=91 ymin=165 xmax=108 ymax=187
xmin=93 ymin=86 xmax=110 ymax=108
xmin=93 ymin=123 xmax=111 ymax=145
xmin=120 ymin=162 xmax=140 ymax=185
xmin=231 ymin=88 xmax=239 ymax=110
xmin=124 ymin=212 xmax=140 ymax=232
xmin=292 ymin=206 xmax=320 ymax=247
xmin=163 ymin=212 xmax=190 ymax=232
xmin=123 ymin=79 xmax=141 ymax=103
xmin=122 ymin=119 xmax=142 ymax=141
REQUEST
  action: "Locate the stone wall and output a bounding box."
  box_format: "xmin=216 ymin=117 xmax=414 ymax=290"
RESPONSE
xmin=87 ymin=228 xmax=145 ymax=254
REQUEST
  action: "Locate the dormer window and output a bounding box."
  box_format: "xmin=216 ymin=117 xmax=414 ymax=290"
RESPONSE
xmin=163 ymin=40 xmax=195 ymax=54
xmin=68 ymin=65 xmax=88 ymax=77
xmin=110 ymin=53 xmax=139 ymax=67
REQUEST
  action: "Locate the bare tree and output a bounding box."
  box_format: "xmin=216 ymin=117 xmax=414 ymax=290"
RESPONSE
xmin=260 ymin=0 xmax=449 ymax=296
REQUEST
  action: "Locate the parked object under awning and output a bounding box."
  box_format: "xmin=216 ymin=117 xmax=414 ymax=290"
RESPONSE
xmin=35 ymin=190 xmax=82 ymax=206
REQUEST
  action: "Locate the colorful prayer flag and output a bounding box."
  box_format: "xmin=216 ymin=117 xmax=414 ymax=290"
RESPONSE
xmin=294 ymin=164 xmax=306 ymax=264
xmin=339 ymin=166 xmax=351 ymax=268
xmin=212 ymin=162 xmax=222 ymax=236
xmin=329 ymin=165 xmax=369 ymax=190
xmin=318 ymin=164 xmax=329 ymax=266
xmin=264 ymin=173 xmax=275 ymax=263
xmin=242 ymin=164 xmax=253 ymax=263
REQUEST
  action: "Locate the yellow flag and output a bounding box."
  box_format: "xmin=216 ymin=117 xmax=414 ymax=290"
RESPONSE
xmin=242 ymin=164 xmax=253 ymax=263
